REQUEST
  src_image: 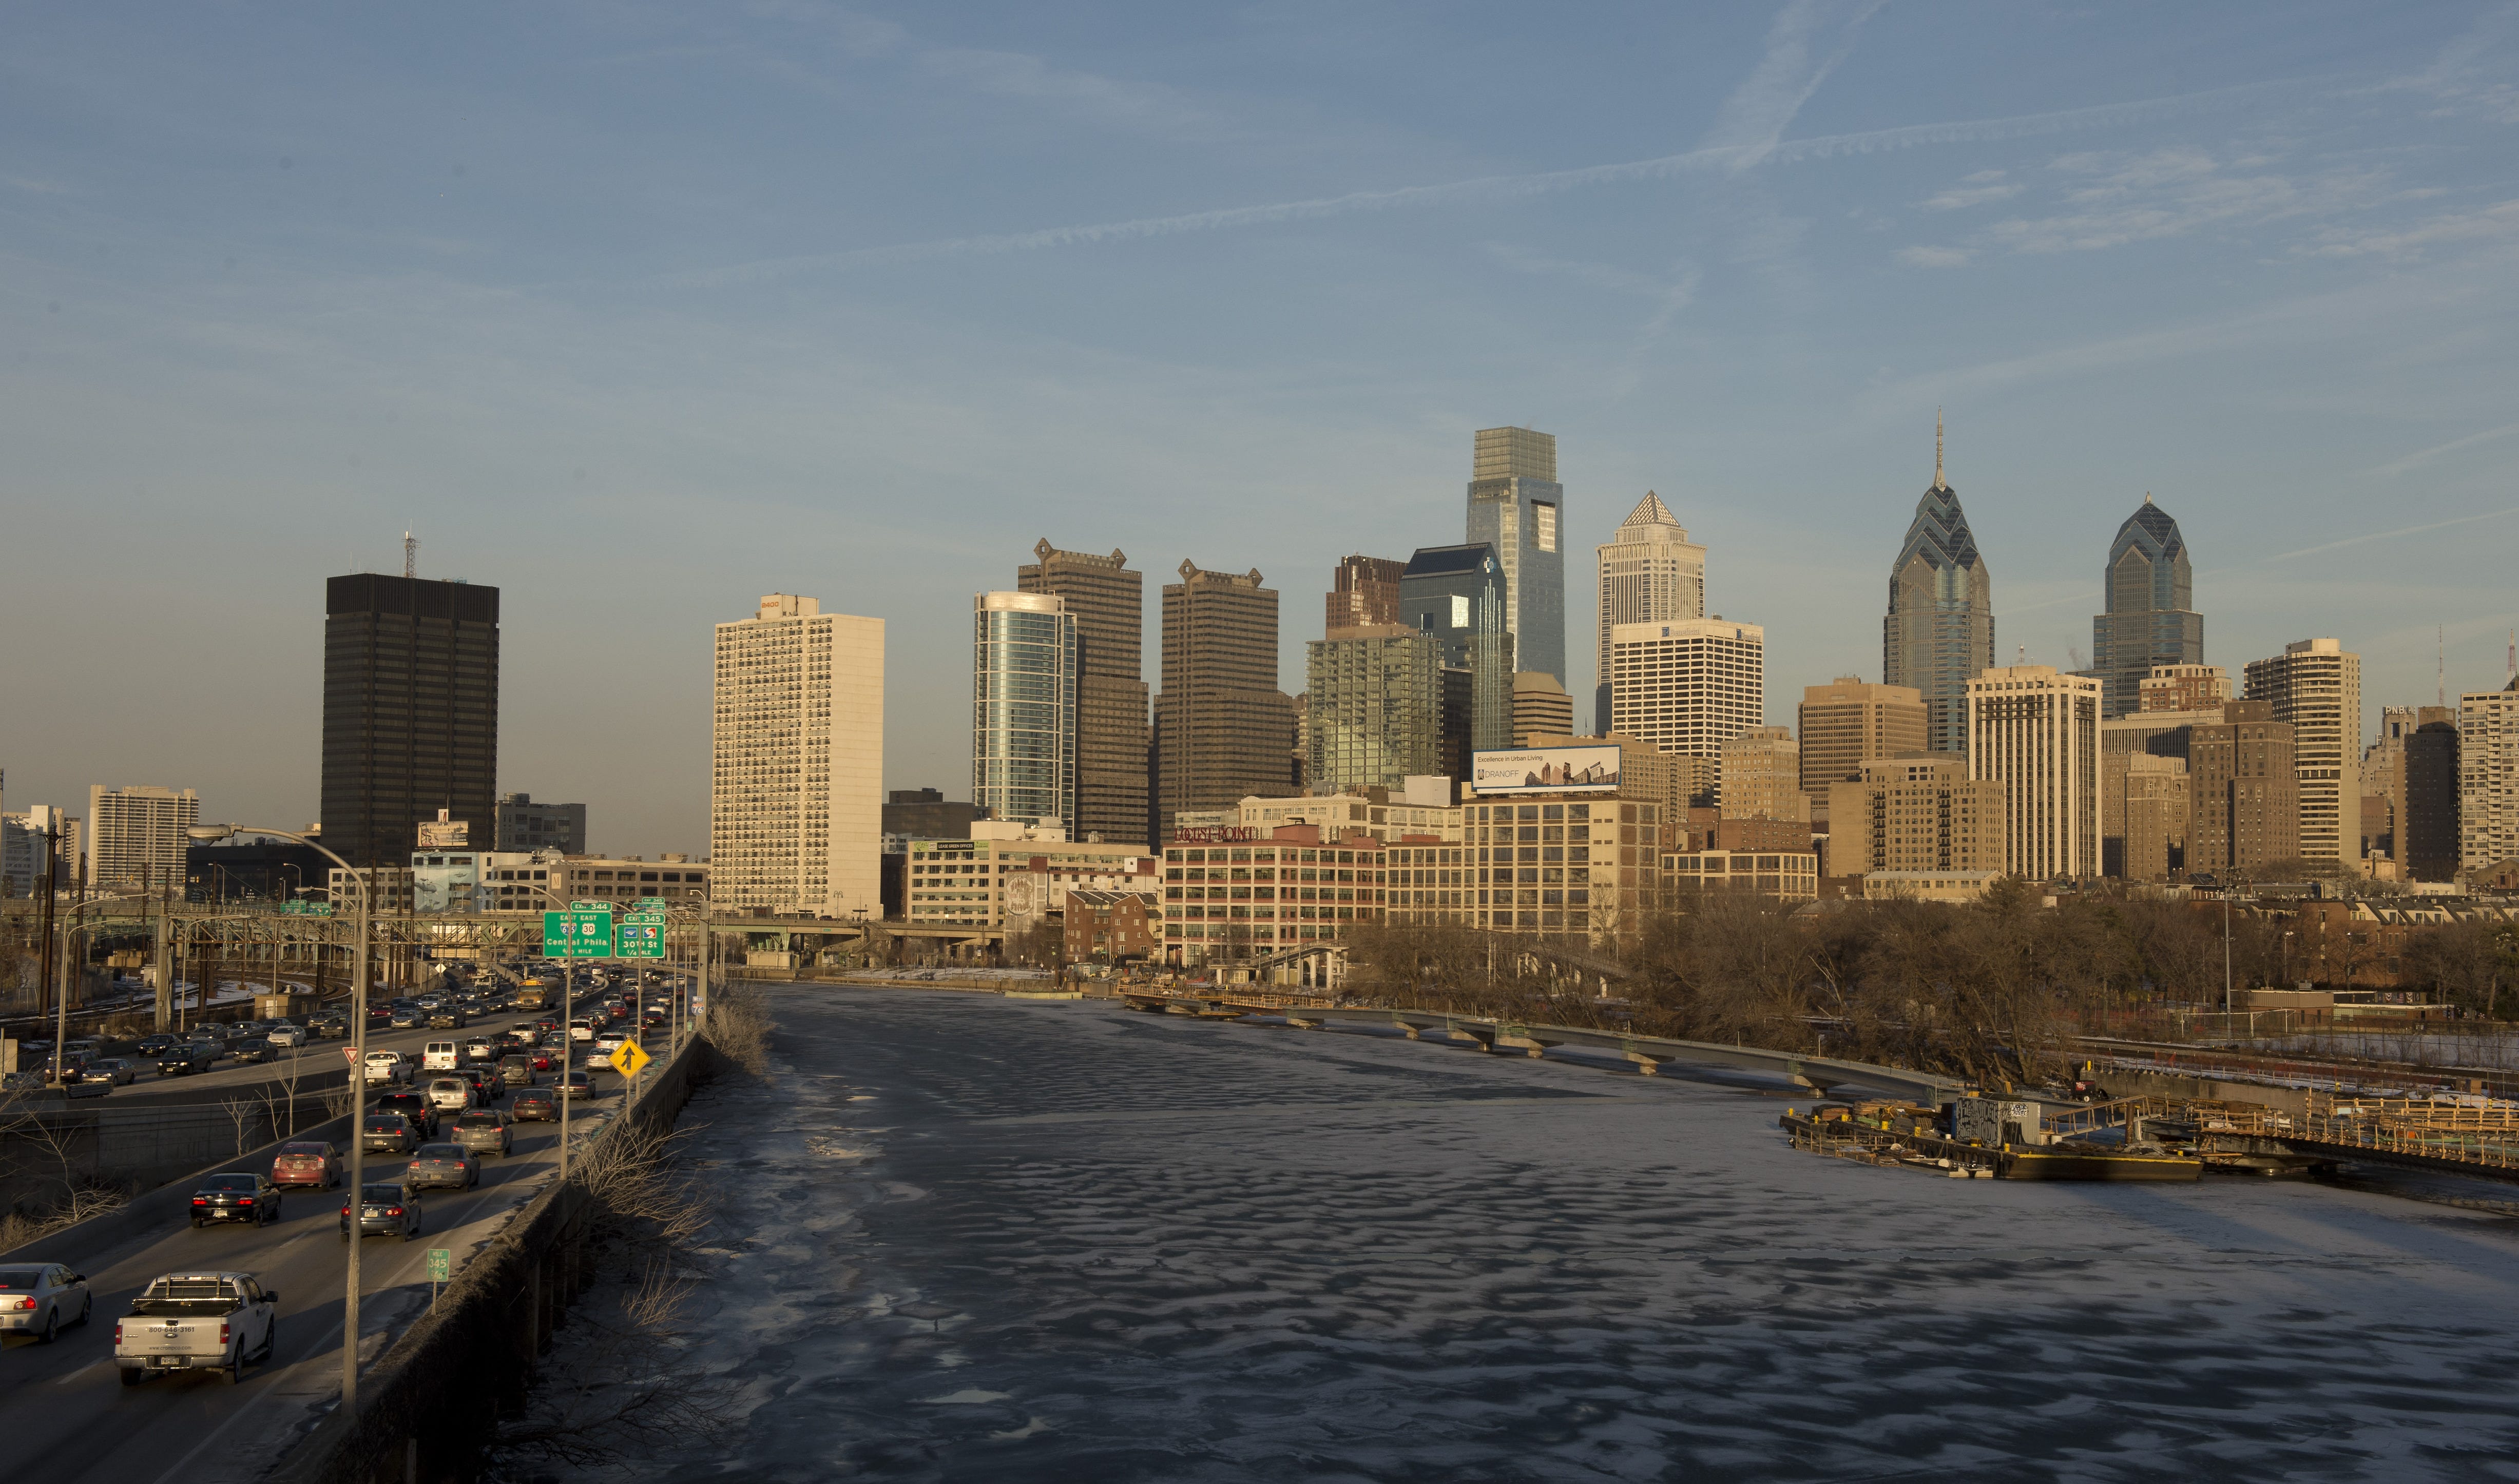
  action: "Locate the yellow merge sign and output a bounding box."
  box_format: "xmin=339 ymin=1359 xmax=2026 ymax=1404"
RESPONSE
xmin=607 ymin=1038 xmax=651 ymax=1077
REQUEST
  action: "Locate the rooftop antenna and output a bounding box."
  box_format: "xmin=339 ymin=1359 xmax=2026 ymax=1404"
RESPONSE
xmin=2508 ymin=627 xmax=2515 ymax=685
xmin=403 ymin=531 xmax=418 ymax=580
xmin=1934 ymin=408 xmax=1946 ymax=489
xmin=2438 ymin=624 xmax=2445 ymax=707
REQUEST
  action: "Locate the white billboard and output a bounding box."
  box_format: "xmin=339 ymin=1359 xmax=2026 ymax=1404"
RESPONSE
xmin=1471 ymin=745 xmax=1622 ymax=795
xmin=416 ymin=818 xmax=470 ymax=849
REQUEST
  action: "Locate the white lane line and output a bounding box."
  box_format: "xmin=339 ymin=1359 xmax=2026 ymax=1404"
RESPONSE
xmin=53 ymin=1358 xmax=107 ymax=1386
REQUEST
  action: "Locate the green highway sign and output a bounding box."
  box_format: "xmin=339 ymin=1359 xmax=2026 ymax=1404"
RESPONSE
xmin=615 ymin=916 xmax=666 ymax=960
xmin=568 ymin=900 xmax=616 ymax=913
xmin=280 ymin=900 xmax=335 ymax=917
xmin=426 ymin=1248 xmax=451 ymax=1283
xmin=542 ymin=910 xmax=616 ymax=958
xmin=633 ymin=898 xmax=669 ymax=914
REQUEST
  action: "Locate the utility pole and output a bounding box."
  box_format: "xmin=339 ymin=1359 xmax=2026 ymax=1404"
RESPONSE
xmin=2223 ymin=896 xmax=2233 ymax=1022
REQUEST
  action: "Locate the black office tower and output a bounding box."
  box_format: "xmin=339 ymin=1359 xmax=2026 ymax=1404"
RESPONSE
xmin=321 ymin=574 xmax=500 ymax=866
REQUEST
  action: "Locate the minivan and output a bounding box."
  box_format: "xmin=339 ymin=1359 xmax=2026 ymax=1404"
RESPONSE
xmin=421 ymin=1042 xmax=459 ymax=1072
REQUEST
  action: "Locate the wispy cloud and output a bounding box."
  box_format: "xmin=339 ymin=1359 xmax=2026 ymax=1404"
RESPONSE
xmin=1989 ymin=148 xmax=2389 ymax=254
xmin=1922 ymin=169 xmax=2020 ymax=210
xmin=1702 ymin=0 xmax=1887 ymax=168
xmin=2304 ymin=199 xmax=2519 ymax=258
xmin=666 ymin=78 xmax=2318 ymax=286
xmin=1897 ymin=244 xmax=1975 ymax=268
xmin=2380 ymin=2 xmax=2519 ymax=123
xmin=916 ymin=48 xmax=1214 ymax=133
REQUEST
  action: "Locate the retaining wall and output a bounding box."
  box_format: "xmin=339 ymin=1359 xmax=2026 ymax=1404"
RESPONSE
xmin=267 ymin=1031 xmax=716 ymax=1484
xmin=0 ymin=1109 xmax=354 ymax=1266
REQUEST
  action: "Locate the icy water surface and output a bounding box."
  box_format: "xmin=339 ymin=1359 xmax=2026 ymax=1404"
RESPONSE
xmin=605 ymin=988 xmax=2519 ymax=1482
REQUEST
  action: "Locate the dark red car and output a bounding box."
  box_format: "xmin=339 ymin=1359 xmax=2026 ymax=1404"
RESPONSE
xmin=270 ymin=1141 xmax=342 ymax=1189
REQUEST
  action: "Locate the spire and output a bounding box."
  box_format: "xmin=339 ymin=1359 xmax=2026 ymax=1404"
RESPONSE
xmin=1933 ymin=409 xmax=1945 ymax=490
xmin=2143 ymin=491 xmax=2153 ymax=505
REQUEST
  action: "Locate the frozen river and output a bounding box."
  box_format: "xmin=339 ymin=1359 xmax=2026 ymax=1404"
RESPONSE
xmin=580 ymin=986 xmax=2519 ymax=1482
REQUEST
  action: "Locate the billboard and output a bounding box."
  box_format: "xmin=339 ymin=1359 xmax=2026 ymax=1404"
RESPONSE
xmin=1471 ymin=745 xmax=1622 ymax=795
xmin=416 ymin=818 xmax=470 ymax=848
xmin=413 ymin=859 xmax=480 ymax=913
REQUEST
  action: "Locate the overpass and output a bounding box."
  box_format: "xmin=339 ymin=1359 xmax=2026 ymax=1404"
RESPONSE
xmin=1120 ymin=992 xmax=1972 ymax=1106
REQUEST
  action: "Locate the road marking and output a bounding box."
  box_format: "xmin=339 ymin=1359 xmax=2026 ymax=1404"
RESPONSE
xmin=54 ymin=1358 xmax=107 ymax=1386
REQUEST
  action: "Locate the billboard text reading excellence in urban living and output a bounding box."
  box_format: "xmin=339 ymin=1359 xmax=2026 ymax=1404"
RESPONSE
xmin=1470 ymin=745 xmax=1621 ymax=795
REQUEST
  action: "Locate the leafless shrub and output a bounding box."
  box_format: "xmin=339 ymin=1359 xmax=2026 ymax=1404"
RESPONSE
xmin=219 ymin=1096 xmax=259 ymax=1157
xmin=700 ymin=981 xmax=771 ymax=1077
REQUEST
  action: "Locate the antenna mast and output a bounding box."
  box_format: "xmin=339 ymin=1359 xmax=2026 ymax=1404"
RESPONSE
xmin=2438 ymin=624 xmax=2445 ymax=708
xmin=403 ymin=532 xmax=418 ymax=580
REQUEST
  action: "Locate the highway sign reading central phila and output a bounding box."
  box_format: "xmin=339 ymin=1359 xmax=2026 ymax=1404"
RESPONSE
xmin=542 ymin=910 xmax=616 ymax=958
xmin=1471 ymin=744 xmax=1621 ymax=794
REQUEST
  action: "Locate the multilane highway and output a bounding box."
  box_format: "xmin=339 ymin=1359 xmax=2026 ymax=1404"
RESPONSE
xmin=0 ymin=998 xmax=661 ymax=1484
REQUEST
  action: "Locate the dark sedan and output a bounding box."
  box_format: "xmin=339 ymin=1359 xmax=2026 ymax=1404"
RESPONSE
xmin=361 ymin=1113 xmax=420 ymax=1154
xmin=341 ymin=1182 xmax=424 ymax=1242
xmin=509 ymin=1088 xmax=558 ymax=1122
xmin=230 ymin=1038 xmax=276 ymax=1065
xmin=403 ymin=1144 xmax=479 ymax=1191
xmin=189 ymin=1172 xmax=283 ymax=1227
xmin=370 ymin=1092 xmax=440 ymax=1140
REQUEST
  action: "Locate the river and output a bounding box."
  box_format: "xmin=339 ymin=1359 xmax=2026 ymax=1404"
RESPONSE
xmin=526 ymin=985 xmax=2519 ymax=1482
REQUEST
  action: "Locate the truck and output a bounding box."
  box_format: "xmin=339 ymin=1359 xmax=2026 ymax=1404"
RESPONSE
xmin=513 ymin=981 xmax=550 ymax=1011
xmin=114 ymin=1271 xmax=280 ymax=1385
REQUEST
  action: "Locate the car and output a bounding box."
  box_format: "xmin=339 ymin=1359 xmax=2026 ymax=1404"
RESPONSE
xmin=135 ymin=1034 xmax=177 ymax=1057
xmin=270 ymin=1141 xmax=343 ymax=1189
xmin=557 ymin=1070 xmax=593 ymax=1099
xmin=403 ymin=1143 xmax=479 ymax=1191
xmin=590 ymin=1031 xmax=629 ymax=1058
xmin=0 ymin=1263 xmax=92 ymax=1343
xmin=422 ymin=1040 xmax=461 ymax=1072
xmin=310 ymin=1014 xmax=350 ymax=1039
xmin=388 ymin=1008 xmax=424 ymax=1029
xmin=231 ymin=1038 xmax=276 ymax=1065
xmin=265 ymin=1023 xmax=307 ymax=1048
xmin=363 ymin=1050 xmax=411 ymax=1085
xmin=361 ymin=1112 xmax=420 ymax=1154
xmin=370 ymin=1092 xmax=441 ymax=1140
xmin=156 ymin=1044 xmax=218 ymax=1076
xmin=497 ymin=1053 xmax=536 ymax=1087
xmin=424 ymin=1077 xmax=477 ymax=1114
xmin=340 ymin=1181 xmax=423 ymax=1242
xmin=189 ymin=1172 xmax=283 ymax=1227
xmin=509 ymin=1088 xmax=558 ymax=1122
xmin=79 ymin=1057 xmax=139 ymax=1086
xmin=116 ymin=1271 xmax=278 ymax=1385
xmin=427 ymin=1009 xmax=468 ymax=1030
xmin=458 ymin=1066 xmax=505 ymax=1100
xmin=450 ymin=1111 xmax=513 ymax=1158
xmin=642 ymin=1009 xmax=669 ymax=1030
xmin=461 ymin=1037 xmax=499 ymax=1063
xmin=568 ymin=1019 xmax=596 ymax=1042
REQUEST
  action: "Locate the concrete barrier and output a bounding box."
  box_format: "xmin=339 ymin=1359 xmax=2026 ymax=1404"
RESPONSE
xmin=267 ymin=1030 xmax=716 ymax=1484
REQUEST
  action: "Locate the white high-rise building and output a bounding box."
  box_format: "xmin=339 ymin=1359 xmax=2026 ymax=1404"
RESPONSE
xmin=710 ymin=594 xmax=883 ymax=919
xmin=972 ymin=592 xmax=1079 ymax=829
xmin=1594 ymin=492 xmax=1705 ymax=734
xmin=87 ymin=784 xmax=199 ymax=890
xmin=2244 ymin=638 xmax=2362 ymax=867
xmin=2461 ymin=678 xmax=2519 ymax=871
xmin=1607 ymin=619 xmax=1764 ymax=765
xmin=1967 ymin=664 xmax=2101 ymax=879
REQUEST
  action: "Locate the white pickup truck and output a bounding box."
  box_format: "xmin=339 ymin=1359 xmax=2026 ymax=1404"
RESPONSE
xmin=114 ymin=1271 xmax=280 ymax=1385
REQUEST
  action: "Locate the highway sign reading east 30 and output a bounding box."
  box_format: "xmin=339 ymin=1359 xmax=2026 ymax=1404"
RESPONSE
xmin=542 ymin=910 xmax=616 ymax=958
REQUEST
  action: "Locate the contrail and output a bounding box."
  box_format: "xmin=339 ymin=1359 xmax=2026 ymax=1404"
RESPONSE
xmin=671 ymin=77 xmax=2311 ymax=286
xmin=2002 ymin=501 xmax=2519 ymax=617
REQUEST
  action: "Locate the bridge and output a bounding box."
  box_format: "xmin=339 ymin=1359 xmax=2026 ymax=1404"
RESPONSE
xmin=1119 ymin=991 xmax=1972 ymax=1105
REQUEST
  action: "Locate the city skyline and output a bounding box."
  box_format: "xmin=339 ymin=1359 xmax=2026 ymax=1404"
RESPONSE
xmin=7 ymin=5 xmax=2519 ymax=854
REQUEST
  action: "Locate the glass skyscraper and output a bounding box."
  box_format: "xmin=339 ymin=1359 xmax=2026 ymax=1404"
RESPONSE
xmin=971 ymin=591 xmax=1079 ymax=828
xmin=2091 ymin=496 xmax=2203 ymax=719
xmin=1883 ymin=417 xmax=1994 ymax=756
xmin=1466 ymin=426 xmax=1565 ymax=689
xmin=1399 ymin=543 xmax=1514 ymax=757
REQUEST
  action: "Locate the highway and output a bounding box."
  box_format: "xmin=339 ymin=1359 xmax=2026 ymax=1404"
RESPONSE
xmin=0 ymin=1001 xmax=656 ymax=1484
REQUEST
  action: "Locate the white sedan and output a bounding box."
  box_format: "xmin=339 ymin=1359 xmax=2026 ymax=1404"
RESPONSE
xmin=265 ymin=1024 xmax=308 ymax=1048
xmin=0 ymin=1263 xmax=93 ymax=1344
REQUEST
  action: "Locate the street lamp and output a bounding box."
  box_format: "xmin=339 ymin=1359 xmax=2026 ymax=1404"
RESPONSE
xmin=188 ymin=823 xmax=370 ymax=1415
xmin=46 ymin=892 xmax=150 ymax=1085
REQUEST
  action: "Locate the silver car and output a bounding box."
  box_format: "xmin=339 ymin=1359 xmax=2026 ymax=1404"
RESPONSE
xmin=0 ymin=1263 xmax=93 ymax=1343
xmin=79 ymin=1057 xmax=139 ymax=1086
xmin=405 ymin=1143 xmax=480 ymax=1191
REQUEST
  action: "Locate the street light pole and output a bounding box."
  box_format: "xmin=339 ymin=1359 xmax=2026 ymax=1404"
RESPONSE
xmin=188 ymin=824 xmax=369 ymax=1415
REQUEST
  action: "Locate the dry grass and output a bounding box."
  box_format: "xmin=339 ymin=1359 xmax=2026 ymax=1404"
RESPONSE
xmin=700 ymin=980 xmax=772 ymax=1077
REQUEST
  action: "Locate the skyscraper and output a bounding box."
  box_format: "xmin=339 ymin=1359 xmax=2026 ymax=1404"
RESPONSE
xmin=321 ymin=573 xmax=499 ymax=866
xmin=972 ymin=592 xmax=1079 ymax=830
xmin=2402 ymin=711 xmax=2460 ymax=881
xmin=1884 ymin=416 xmax=1993 ymax=756
xmin=1017 ymin=542 xmax=1149 ymax=848
xmin=2091 ymin=496 xmax=2204 ymax=719
xmin=1797 ymin=677 xmax=1929 ymax=822
xmin=1966 ymin=664 xmax=2100 ymax=879
xmin=1305 ymin=627 xmax=1445 ymax=792
xmin=2243 ymin=638 xmax=2362 ymax=868
xmin=1398 ymin=544 xmax=1515 ymax=755
xmin=2187 ymin=701 xmax=2299 ymax=876
xmin=86 ymin=785 xmax=199 ymax=890
xmin=710 ymin=594 xmax=883 ymax=919
xmin=1467 ymin=427 xmax=1566 ymax=689
xmin=1608 ymin=619 xmax=1766 ymax=765
xmin=1594 ymin=492 xmax=1705 ymax=734
xmin=1326 ymin=554 xmax=1406 ymax=631
xmin=1720 ymin=726 xmax=1807 ymax=822
xmin=2458 ymin=678 xmax=2518 ymax=873
xmin=1153 ymin=562 xmax=1295 ymax=844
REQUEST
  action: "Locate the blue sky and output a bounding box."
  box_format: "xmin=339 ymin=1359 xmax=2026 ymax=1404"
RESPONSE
xmin=5 ymin=2 xmax=2517 ymax=856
